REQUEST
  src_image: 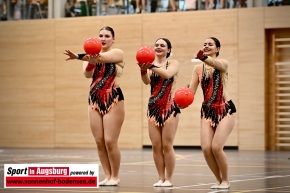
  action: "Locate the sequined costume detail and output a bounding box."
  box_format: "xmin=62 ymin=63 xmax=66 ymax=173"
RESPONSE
xmin=200 ymin=65 xmax=233 ymax=127
xmin=148 ymin=62 xmax=180 ymax=127
xmin=89 ymin=63 xmax=119 ymax=115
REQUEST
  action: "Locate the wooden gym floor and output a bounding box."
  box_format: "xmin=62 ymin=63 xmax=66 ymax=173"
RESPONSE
xmin=0 ymin=148 xmax=290 ymax=193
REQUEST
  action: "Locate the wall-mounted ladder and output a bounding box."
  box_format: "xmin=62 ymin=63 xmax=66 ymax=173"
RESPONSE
xmin=274 ymin=37 xmax=290 ymax=150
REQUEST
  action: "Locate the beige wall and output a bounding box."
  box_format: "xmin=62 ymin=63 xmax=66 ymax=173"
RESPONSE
xmin=0 ymin=6 xmax=290 ymax=150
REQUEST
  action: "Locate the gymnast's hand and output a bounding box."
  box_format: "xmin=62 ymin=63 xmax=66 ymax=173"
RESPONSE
xmin=138 ymin=63 xmax=152 ymax=71
xmin=64 ymin=50 xmax=78 ymax=61
xmin=195 ymin=49 xmax=206 ymax=60
xmin=87 ymin=54 xmax=100 ymax=64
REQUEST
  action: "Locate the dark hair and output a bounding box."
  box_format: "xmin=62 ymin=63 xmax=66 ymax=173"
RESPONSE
xmin=208 ymin=37 xmax=221 ymax=57
xmin=100 ymin=26 xmax=115 ymax=38
xmin=155 ymin=38 xmax=172 ymax=58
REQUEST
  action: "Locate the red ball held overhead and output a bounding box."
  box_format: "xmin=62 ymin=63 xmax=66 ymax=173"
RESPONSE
xmin=83 ymin=37 xmax=102 ymax=55
xmin=174 ymin=87 xmax=194 ymax=108
xmin=136 ymin=46 xmax=155 ymax=65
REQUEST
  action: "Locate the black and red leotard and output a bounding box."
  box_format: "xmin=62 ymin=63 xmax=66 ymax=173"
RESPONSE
xmin=148 ymin=62 xmax=180 ymax=127
xmin=200 ymin=65 xmax=236 ymax=127
xmin=89 ymin=62 xmax=124 ymax=115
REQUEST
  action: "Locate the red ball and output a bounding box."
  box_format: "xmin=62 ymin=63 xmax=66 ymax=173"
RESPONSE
xmin=174 ymin=87 xmax=194 ymax=108
xmin=136 ymin=46 xmax=155 ymax=65
xmin=83 ymin=37 xmax=102 ymax=55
